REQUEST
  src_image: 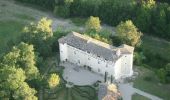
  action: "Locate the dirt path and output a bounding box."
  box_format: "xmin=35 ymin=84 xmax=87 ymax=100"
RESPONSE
xmin=0 ymin=0 xmax=115 ymax=33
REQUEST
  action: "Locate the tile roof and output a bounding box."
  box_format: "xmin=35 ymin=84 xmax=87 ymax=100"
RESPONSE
xmin=58 ymin=32 xmax=134 ymax=61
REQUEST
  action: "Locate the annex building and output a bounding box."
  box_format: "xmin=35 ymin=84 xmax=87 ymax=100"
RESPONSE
xmin=58 ymin=32 xmax=134 ymax=79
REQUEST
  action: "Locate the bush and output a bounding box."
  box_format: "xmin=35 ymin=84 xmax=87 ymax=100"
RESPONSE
xmin=48 ymin=73 xmax=60 ymax=88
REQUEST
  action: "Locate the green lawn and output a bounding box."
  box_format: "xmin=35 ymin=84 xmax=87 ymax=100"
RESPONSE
xmin=142 ymin=35 xmax=170 ymax=61
xmin=133 ymin=66 xmax=170 ymax=100
xmin=0 ymin=20 xmax=25 ymax=53
xmin=132 ymin=93 xmax=151 ymax=100
xmin=14 ymin=13 xmax=35 ymax=21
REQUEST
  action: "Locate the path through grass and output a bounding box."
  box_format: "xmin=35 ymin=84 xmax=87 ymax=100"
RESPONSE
xmin=133 ymin=66 xmax=170 ymax=100
xmin=132 ymin=93 xmax=151 ymax=100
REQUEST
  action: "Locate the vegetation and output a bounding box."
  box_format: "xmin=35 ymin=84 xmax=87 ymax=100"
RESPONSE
xmin=0 ymin=42 xmax=39 ymax=99
xmin=21 ymin=17 xmax=53 ymax=57
xmin=44 ymin=85 xmax=97 ymax=100
xmin=132 ymin=93 xmax=151 ymax=100
xmin=70 ymin=17 xmax=87 ymax=26
xmin=0 ymin=20 xmax=25 ymax=53
xmin=0 ymin=67 xmax=37 ymax=100
xmin=15 ymin=0 xmax=170 ymax=40
xmin=85 ymin=16 xmax=101 ymax=32
xmin=115 ymin=20 xmax=143 ymax=46
xmin=133 ymin=66 xmax=170 ymax=100
xmin=15 ymin=0 xmax=55 ymax=10
xmin=48 ymin=73 xmax=60 ymax=88
xmin=2 ymin=42 xmax=39 ymax=80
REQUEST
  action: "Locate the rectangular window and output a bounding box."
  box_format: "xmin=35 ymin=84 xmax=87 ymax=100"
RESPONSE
xmin=98 ymin=61 xmax=100 ymax=64
xmin=98 ymin=69 xmax=100 ymax=72
xmin=78 ymin=60 xmax=80 ymax=64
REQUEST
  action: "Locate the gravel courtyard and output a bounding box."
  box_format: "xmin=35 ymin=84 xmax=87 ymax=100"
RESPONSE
xmin=61 ymin=62 xmax=104 ymax=86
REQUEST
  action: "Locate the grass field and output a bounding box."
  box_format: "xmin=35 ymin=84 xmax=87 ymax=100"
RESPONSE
xmin=142 ymin=35 xmax=170 ymax=61
xmin=133 ymin=66 xmax=170 ymax=100
xmin=0 ymin=20 xmax=25 ymax=53
xmin=132 ymin=93 xmax=151 ymax=100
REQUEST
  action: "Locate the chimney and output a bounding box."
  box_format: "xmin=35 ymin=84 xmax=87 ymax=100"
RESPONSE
xmin=116 ymin=49 xmax=121 ymax=57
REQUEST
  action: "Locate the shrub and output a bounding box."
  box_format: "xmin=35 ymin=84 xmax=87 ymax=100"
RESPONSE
xmin=48 ymin=73 xmax=60 ymax=88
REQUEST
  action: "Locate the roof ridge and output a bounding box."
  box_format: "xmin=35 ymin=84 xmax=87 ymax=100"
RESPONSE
xmin=72 ymin=31 xmax=116 ymax=50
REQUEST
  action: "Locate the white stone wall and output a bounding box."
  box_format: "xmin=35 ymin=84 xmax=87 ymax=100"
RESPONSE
xmin=59 ymin=43 xmax=68 ymax=61
xmin=59 ymin=43 xmax=133 ymax=80
xmin=114 ymin=58 xmax=122 ymax=79
xmin=120 ymin=54 xmax=133 ymax=77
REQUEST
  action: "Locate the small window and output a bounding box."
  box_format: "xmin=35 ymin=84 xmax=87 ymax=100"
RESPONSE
xmin=88 ymin=57 xmax=90 ymax=60
xmin=106 ymin=64 xmax=108 ymax=68
xmin=125 ymin=56 xmax=127 ymax=57
xmin=74 ymin=51 xmax=76 ymax=54
xmin=98 ymin=69 xmax=100 ymax=72
xmin=98 ymin=61 xmax=100 ymax=64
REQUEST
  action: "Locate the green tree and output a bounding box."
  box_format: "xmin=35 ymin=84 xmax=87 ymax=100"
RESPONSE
xmin=115 ymin=20 xmax=143 ymax=46
xmin=0 ymin=67 xmax=37 ymax=100
xmin=48 ymin=73 xmax=60 ymax=88
xmin=135 ymin=6 xmax=152 ymax=33
xmin=21 ymin=18 xmax=53 ymax=57
xmin=2 ymin=42 xmax=39 ymax=80
xmin=140 ymin=0 xmax=155 ymax=8
xmin=86 ymin=16 xmax=101 ymax=32
xmin=152 ymin=4 xmax=167 ymax=37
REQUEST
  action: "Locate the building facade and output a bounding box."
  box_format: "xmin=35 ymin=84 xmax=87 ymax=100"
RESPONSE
xmin=58 ymin=32 xmax=134 ymax=79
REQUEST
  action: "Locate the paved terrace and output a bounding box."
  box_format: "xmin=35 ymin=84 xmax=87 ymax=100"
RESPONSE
xmin=61 ymin=62 xmax=104 ymax=86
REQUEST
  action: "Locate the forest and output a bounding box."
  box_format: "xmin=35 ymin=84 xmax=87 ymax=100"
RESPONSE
xmin=16 ymin=0 xmax=170 ymax=40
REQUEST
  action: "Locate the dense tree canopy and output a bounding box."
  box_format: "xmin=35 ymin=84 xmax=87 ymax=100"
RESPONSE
xmin=0 ymin=67 xmax=37 ymax=100
xmin=116 ymin=20 xmax=143 ymax=46
xmin=16 ymin=0 xmax=170 ymax=39
xmin=21 ymin=18 xmax=53 ymax=57
xmin=2 ymin=42 xmax=39 ymax=80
